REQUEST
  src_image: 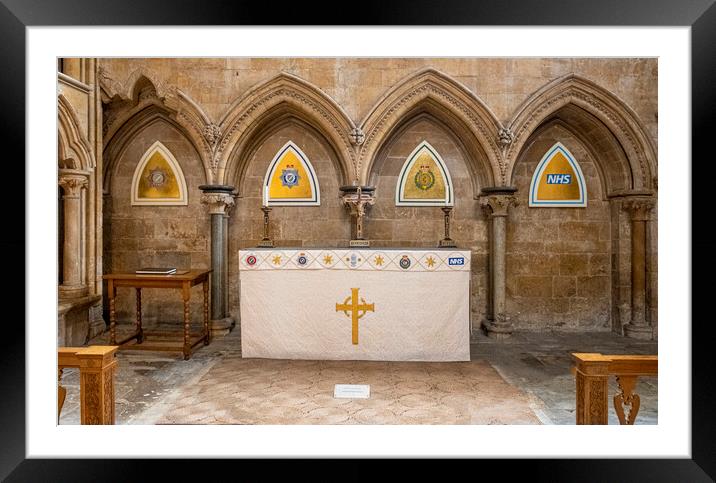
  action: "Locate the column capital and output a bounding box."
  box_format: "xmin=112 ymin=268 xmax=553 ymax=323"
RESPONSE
xmin=480 ymin=193 xmax=519 ymax=218
xmin=622 ymin=197 xmax=655 ymax=221
xmin=199 ymin=185 xmax=236 ymax=215
xmin=59 ymin=172 xmax=89 ymax=197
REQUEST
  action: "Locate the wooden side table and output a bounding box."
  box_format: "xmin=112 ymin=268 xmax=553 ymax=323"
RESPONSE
xmin=103 ymin=269 xmax=211 ymax=360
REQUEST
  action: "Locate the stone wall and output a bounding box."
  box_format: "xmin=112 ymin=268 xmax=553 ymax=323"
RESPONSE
xmin=97 ymin=57 xmax=658 ymax=337
xmin=97 ymin=58 xmax=657 ymax=140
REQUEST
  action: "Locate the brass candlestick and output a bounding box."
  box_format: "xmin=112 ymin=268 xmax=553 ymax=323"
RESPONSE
xmin=438 ymin=206 xmax=457 ymax=248
xmin=257 ymin=206 xmax=274 ymax=248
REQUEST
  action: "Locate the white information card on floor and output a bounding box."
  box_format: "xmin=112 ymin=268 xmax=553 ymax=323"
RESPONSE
xmin=334 ymin=384 xmax=370 ymax=399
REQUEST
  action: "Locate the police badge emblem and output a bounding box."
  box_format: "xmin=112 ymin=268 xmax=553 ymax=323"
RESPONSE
xmin=280 ymin=164 xmax=300 ymax=188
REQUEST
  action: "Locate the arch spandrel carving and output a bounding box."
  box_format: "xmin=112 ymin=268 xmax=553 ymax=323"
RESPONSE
xmin=358 ymin=68 xmax=503 ymax=188
xmin=505 ymin=74 xmax=657 ymax=191
xmin=216 ymin=72 xmax=356 ymax=187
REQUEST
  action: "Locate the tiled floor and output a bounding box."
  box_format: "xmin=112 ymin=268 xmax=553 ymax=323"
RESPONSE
xmin=58 ymin=325 xmax=657 ymax=425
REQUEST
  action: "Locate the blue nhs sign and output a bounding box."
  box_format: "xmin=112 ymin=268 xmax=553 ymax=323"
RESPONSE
xmin=448 ymin=257 xmax=465 ymax=266
xmin=546 ymin=174 xmax=571 ymax=184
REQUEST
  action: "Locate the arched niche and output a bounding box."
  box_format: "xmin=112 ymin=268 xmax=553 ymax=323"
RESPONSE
xmin=506 ymin=74 xmax=656 ymax=191
xmin=217 ymin=73 xmax=355 ymax=187
xmin=103 ymin=106 xmax=210 ymax=193
xmin=358 ymin=68 xmax=501 ymax=188
xmin=506 ymin=122 xmax=613 ymax=331
xmin=228 ymin=112 xmax=346 ymax=198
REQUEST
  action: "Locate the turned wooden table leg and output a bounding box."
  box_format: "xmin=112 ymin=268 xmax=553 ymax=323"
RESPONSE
xmin=58 ymin=368 xmax=66 ymax=422
xmin=135 ymin=287 xmax=144 ymax=343
xmin=108 ymin=281 xmax=117 ymax=345
xmin=183 ymin=282 xmax=191 ymax=360
xmin=203 ymin=278 xmax=210 ymax=345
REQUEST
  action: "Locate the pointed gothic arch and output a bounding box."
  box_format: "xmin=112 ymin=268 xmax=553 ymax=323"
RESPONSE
xmin=505 ymin=74 xmax=657 ymax=191
xmin=216 ymin=72 xmax=356 ymax=188
xmin=358 ymin=68 xmax=502 ymax=190
xmin=58 ymin=94 xmax=95 ymax=171
xmin=102 ymin=75 xmax=213 ymax=188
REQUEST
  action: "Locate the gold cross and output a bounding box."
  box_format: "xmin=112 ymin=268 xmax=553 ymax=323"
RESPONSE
xmin=335 ymin=288 xmax=375 ymax=345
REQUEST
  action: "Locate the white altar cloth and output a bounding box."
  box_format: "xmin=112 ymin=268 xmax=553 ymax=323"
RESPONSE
xmin=238 ymin=248 xmax=471 ymax=361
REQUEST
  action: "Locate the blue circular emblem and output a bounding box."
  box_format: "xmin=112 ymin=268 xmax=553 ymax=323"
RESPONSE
xmin=399 ymin=255 xmax=411 ymax=269
xmin=297 ymin=255 xmax=307 ymax=266
xmin=280 ymin=168 xmax=300 ymax=188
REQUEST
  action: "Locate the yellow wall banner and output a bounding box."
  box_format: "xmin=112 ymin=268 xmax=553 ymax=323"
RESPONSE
xmin=528 ymin=142 xmax=587 ymax=207
xmin=263 ymin=141 xmax=320 ymax=206
xmin=396 ymin=141 xmax=454 ymax=206
xmin=131 ymin=141 xmax=188 ymax=206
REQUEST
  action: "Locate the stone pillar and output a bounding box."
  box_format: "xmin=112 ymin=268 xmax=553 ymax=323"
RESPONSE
xmin=200 ymin=185 xmax=236 ymax=337
xmin=59 ymin=171 xmax=89 ymax=298
xmin=480 ymin=188 xmax=519 ymax=339
xmin=623 ymin=197 xmax=655 ymax=339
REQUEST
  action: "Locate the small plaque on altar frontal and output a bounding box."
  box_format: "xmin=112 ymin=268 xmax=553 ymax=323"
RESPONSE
xmin=349 ymin=239 xmax=370 ymax=248
xmin=334 ymin=384 xmax=370 ymax=399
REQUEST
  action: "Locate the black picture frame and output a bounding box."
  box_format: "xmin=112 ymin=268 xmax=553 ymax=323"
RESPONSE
xmin=3 ymin=0 xmax=714 ymax=480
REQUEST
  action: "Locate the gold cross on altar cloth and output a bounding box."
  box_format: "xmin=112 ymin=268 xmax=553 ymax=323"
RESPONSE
xmin=335 ymin=288 xmax=375 ymax=345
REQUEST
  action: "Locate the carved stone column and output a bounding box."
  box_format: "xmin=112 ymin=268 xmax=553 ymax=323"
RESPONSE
xmin=200 ymin=185 xmax=236 ymax=337
xmin=623 ymin=197 xmax=655 ymax=339
xmin=59 ymin=171 xmax=89 ymax=298
xmin=480 ymin=188 xmax=519 ymax=339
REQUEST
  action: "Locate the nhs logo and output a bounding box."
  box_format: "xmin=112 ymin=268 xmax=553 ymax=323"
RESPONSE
xmin=546 ymin=174 xmax=571 ymax=184
xmin=448 ymin=257 xmax=465 ymax=266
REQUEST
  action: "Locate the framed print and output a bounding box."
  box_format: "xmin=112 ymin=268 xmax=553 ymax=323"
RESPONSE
xmin=7 ymin=0 xmax=715 ymax=480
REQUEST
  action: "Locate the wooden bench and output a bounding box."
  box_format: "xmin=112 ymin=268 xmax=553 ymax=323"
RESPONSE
xmin=572 ymin=352 xmax=658 ymax=425
xmin=58 ymin=346 xmax=118 ymax=424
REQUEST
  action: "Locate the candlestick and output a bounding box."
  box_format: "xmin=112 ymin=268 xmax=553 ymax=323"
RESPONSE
xmin=438 ymin=206 xmax=457 ymax=248
xmin=257 ymin=205 xmax=274 ymax=248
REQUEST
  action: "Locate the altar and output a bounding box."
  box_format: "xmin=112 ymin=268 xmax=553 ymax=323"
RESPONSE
xmin=238 ymin=248 xmax=471 ymax=361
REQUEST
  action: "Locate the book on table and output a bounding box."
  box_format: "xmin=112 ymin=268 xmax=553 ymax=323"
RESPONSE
xmin=135 ymin=267 xmax=177 ymax=275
